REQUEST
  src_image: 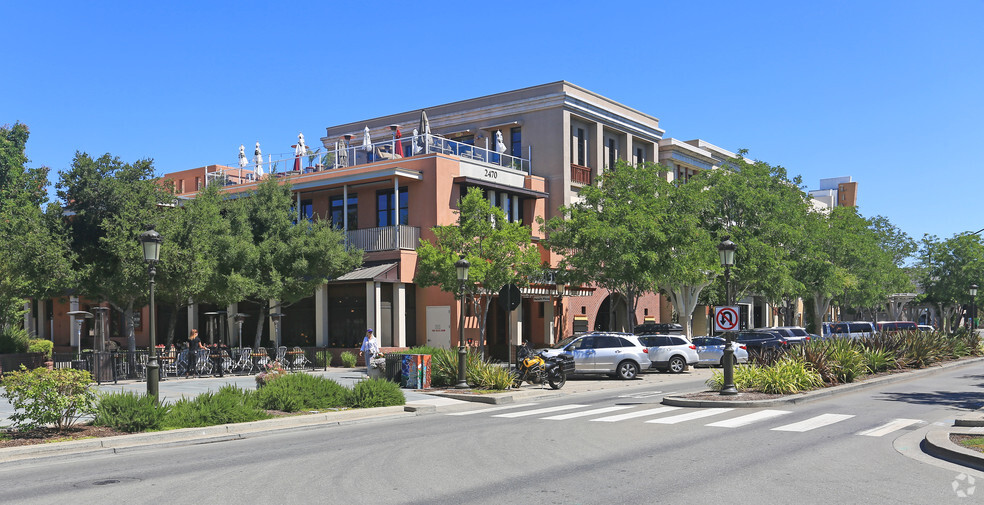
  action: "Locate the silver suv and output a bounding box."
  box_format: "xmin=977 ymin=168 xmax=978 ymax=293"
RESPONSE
xmin=543 ymin=332 xmax=652 ymax=380
xmin=636 ymin=334 xmax=699 ymax=373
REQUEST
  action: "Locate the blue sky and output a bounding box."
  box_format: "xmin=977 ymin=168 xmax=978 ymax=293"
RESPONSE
xmin=4 ymin=1 xmax=982 ymax=243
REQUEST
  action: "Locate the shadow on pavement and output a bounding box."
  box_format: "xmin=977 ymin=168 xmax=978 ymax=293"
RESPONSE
xmin=875 ymin=390 xmax=984 ymax=410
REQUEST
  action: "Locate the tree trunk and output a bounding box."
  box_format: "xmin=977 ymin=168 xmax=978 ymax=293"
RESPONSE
xmin=812 ymin=293 xmax=832 ymax=333
xmin=662 ymin=281 xmax=711 ymax=338
xmin=253 ymin=300 xmax=267 ymax=350
xmin=166 ymin=302 xmax=179 ymax=347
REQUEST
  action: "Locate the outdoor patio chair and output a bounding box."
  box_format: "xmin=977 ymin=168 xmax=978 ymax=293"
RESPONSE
xmin=233 ymin=347 xmax=253 ymax=373
xmin=275 ymin=346 xmax=287 ymax=364
xmin=290 ymin=347 xmax=311 ymax=369
xmin=254 ymin=348 xmax=270 ymax=370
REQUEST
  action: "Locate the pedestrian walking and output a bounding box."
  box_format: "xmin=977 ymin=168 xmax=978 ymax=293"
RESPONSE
xmin=359 ymin=328 xmax=380 ymax=373
xmin=186 ymin=329 xmax=202 ymax=378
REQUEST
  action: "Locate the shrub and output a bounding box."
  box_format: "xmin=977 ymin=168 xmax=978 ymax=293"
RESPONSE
xmin=1 ymin=366 xmax=96 ymax=430
xmin=0 ymin=326 xmax=30 ymax=354
xmin=94 ymin=391 xmax=170 ymax=432
xmin=467 ymin=360 xmax=514 ymax=390
xmin=351 ymin=378 xmax=405 ymax=408
xmin=795 ymin=340 xmax=836 ymax=384
xmin=255 ymin=361 xmax=288 ymax=388
xmin=430 ymin=348 xmax=482 ymax=387
xmin=253 ymin=373 xmax=351 ymax=412
xmin=861 ymin=347 xmax=897 ymax=374
xmin=164 ymin=385 xmax=269 ymax=429
xmin=340 ymin=351 xmax=358 ymax=368
xmin=754 ymin=357 xmax=824 ymax=394
xmin=826 ymin=338 xmax=866 ymax=383
xmin=706 ymin=364 xmax=761 ymax=391
xmin=27 ymin=339 xmax=54 ymax=359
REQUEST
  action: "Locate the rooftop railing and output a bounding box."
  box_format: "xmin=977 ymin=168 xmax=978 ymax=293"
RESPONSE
xmin=205 ymin=133 xmax=531 ymax=189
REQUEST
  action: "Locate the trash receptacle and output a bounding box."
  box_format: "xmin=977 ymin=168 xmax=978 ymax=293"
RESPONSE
xmin=384 ymin=354 xmax=403 ymax=383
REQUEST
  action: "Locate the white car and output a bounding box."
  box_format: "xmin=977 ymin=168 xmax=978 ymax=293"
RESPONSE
xmin=542 ymin=332 xmax=652 ymax=380
xmin=635 ymin=334 xmax=699 ymax=373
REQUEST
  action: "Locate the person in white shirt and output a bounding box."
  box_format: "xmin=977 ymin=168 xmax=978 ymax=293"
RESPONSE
xmin=359 ymin=328 xmax=380 ymax=373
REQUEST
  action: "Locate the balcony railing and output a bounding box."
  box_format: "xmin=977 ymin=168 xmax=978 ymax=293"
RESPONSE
xmin=571 ymin=163 xmax=592 ymax=185
xmin=346 ymin=225 xmax=420 ymax=252
xmin=205 ymin=133 xmax=531 ymax=189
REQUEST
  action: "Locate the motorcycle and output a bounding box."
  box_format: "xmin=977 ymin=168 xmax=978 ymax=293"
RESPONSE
xmin=512 ymin=342 xmax=573 ymax=390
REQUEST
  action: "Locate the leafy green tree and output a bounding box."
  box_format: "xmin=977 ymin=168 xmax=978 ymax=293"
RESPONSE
xmin=917 ymin=233 xmax=984 ymax=332
xmin=0 ymin=123 xmax=74 ymax=337
xmin=416 ymin=187 xmax=542 ymax=353
xmin=541 ymin=161 xmax=665 ymax=331
xmin=56 ymin=152 xmax=173 ymax=352
xmin=227 ymin=177 xmax=361 ymax=348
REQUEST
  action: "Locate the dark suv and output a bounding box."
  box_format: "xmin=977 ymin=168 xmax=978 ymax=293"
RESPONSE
xmin=734 ymin=330 xmax=792 ymax=359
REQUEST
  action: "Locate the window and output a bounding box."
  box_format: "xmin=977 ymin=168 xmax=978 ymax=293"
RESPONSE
xmin=510 ymin=127 xmax=522 ymax=158
xmin=330 ymin=194 xmax=358 ymax=229
xmin=299 ymin=199 xmax=313 ymax=221
xmin=676 ymin=165 xmax=698 ymax=183
xmin=177 ymin=179 xmax=184 ymax=193
xmin=195 ymin=177 xmax=202 ymax=190
xmin=607 ymin=138 xmax=617 ymax=169
xmin=376 ymin=187 xmax=408 ymax=227
xmin=574 ymin=128 xmax=587 ymax=166
xmin=635 ymin=147 xmax=645 ymax=165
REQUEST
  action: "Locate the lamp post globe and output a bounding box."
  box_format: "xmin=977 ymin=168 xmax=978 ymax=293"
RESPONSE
xmin=455 ymin=255 xmax=470 ymax=389
xmin=138 ymin=228 xmax=163 ymax=401
xmin=717 ymin=237 xmax=738 ymax=396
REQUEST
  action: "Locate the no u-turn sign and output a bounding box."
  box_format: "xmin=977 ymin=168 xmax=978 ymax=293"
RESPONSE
xmin=714 ymin=306 xmax=740 ymax=332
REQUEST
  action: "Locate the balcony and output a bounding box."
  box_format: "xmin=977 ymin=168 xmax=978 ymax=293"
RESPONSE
xmin=571 ymin=164 xmax=592 ymax=185
xmin=205 ymin=133 xmax=531 ymax=189
xmin=346 ymin=225 xmax=420 ymax=252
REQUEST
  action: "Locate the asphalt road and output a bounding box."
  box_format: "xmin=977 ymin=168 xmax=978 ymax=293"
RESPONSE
xmin=1 ymin=366 xmax=982 ymax=504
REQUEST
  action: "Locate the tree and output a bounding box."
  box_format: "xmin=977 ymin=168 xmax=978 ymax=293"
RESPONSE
xmin=55 ymin=152 xmax=172 ymax=352
xmin=0 ymin=123 xmax=74 ymax=338
xmin=917 ymin=233 xmax=984 ymax=332
xmin=541 ymin=161 xmax=667 ymax=332
xmin=227 ymin=176 xmax=361 ymax=348
xmin=155 ymin=183 xmax=236 ymax=345
xmin=415 ymin=187 xmax=542 ymax=353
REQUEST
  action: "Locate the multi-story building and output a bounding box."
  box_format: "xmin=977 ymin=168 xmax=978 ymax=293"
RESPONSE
xmin=809 ymin=176 xmax=858 ymax=210
xmin=37 ymin=82 xmax=745 ymax=359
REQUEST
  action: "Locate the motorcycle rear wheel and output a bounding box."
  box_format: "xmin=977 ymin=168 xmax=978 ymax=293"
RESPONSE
xmin=548 ymin=369 xmax=566 ymax=389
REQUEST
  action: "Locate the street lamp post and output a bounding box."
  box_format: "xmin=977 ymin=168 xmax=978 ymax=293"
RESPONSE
xmin=971 ymin=284 xmax=978 ymax=332
xmin=455 ymin=255 xmax=470 ymax=389
xmin=718 ymin=237 xmax=738 ymax=396
xmin=139 ymin=229 xmax=163 ymax=401
xmin=555 ymin=279 xmax=566 ymax=344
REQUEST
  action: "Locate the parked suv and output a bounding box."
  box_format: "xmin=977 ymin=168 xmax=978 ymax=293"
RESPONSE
xmin=763 ymin=326 xmax=812 ymax=345
xmin=734 ymin=330 xmax=793 ymax=359
xmin=823 ymin=321 xmax=876 ymax=339
xmin=543 ymin=332 xmax=652 ymax=380
xmin=876 ymin=321 xmax=918 ymax=333
xmin=636 ymin=334 xmax=699 ymax=373
xmin=691 ymin=336 xmax=750 ymax=367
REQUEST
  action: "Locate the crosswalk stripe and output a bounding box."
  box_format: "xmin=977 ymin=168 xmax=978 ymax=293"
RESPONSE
xmin=772 ymin=414 xmax=855 ymax=432
xmin=856 ymin=418 xmax=922 ymax=437
xmin=591 ymin=406 xmax=682 ymax=422
xmin=446 ymin=403 xmax=539 ymax=416
xmin=646 ymin=408 xmax=733 ymax=424
xmin=541 ymin=406 xmax=634 ymax=420
xmin=492 ymin=404 xmax=589 ymax=418
xmin=706 ymin=410 xmax=792 ymax=428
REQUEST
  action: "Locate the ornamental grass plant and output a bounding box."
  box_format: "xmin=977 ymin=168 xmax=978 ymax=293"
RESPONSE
xmin=253 ymin=372 xmax=351 ymax=412
xmin=350 ymin=377 xmax=405 ymax=408
xmin=94 ymin=390 xmax=170 ymax=432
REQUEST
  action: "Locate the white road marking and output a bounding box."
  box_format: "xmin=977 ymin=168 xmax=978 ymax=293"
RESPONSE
xmin=492 ymin=404 xmax=589 ymax=418
xmin=541 ymin=406 xmax=634 ymax=420
xmin=617 ymin=391 xmax=673 ymax=398
xmin=772 ymin=414 xmax=855 ymax=432
xmin=446 ymin=403 xmax=539 ymax=416
xmin=706 ymin=410 xmax=792 ymax=428
xmin=857 ymin=418 xmax=923 ymax=437
xmin=646 ymin=408 xmax=734 ymax=424
xmin=591 ymin=406 xmax=682 ymax=422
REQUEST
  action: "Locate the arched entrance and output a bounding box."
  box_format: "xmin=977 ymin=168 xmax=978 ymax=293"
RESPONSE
xmin=595 ymin=293 xmax=630 ymax=332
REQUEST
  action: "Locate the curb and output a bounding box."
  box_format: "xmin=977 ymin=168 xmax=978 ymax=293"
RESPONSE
xmin=924 ymin=428 xmax=984 ymax=472
xmin=0 ymin=405 xmax=415 ymax=465
xmin=661 ymin=356 xmax=984 ymax=408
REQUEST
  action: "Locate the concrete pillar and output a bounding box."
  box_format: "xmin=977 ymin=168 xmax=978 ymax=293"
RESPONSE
xmin=316 ymin=284 xmax=328 ymax=346
xmin=187 ymin=299 xmax=198 ymax=335
xmin=366 ymin=281 xmax=380 ymax=336
xmin=544 ymin=298 xmax=555 ymax=346
xmin=69 ymin=296 xmax=80 ymax=347
xmin=592 ymin=121 xmax=604 ymax=177
xmin=511 ymin=195 xmax=519 ymax=223
xmin=394 ymin=283 xmax=406 ymax=347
